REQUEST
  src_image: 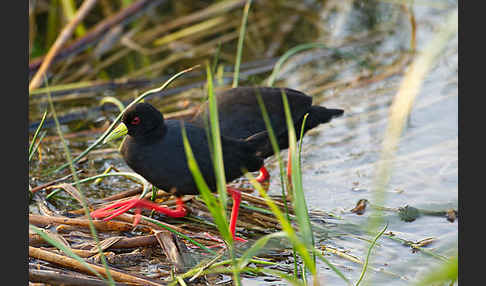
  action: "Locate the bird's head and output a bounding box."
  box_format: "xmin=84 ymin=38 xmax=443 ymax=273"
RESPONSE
xmin=121 ymin=103 xmax=165 ymax=138
xmin=103 ymin=102 xmax=166 ymax=143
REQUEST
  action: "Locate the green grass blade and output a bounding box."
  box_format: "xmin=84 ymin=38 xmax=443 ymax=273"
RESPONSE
xmin=237 ymin=232 xmax=287 ymax=270
xmin=255 ymin=91 xmax=298 ymax=277
xmin=232 ymin=0 xmax=252 ymax=88
xmin=281 ymin=91 xmax=316 ymax=272
xmin=205 ymin=63 xmax=228 ymax=214
xmin=254 ymin=92 xmax=290 ymax=209
xmin=355 ymin=223 xmax=388 ymax=286
xmin=200 ymin=66 xmax=243 ymax=284
xmin=211 ymin=41 xmax=222 ymax=76
xmin=267 ymin=43 xmax=328 ymax=87
xmin=29 ymin=109 xmax=48 ymax=157
xmin=180 ymin=123 xmax=231 ymax=242
xmin=414 ymin=254 xmax=458 ymax=286
xmin=29 ymin=130 xmax=47 ymax=162
xmin=246 ymin=173 xmax=316 ymax=274
xmin=298 ymin=113 xmax=309 ymax=167
xmin=212 ymin=258 xmax=277 ymax=269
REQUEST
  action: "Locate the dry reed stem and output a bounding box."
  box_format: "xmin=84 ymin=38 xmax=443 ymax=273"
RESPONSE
xmin=29 ymin=268 xmax=124 ymax=286
xmin=29 ymin=214 xmax=151 ymax=233
xmin=321 ymin=245 xmax=406 ymax=280
xmin=29 ymin=0 xmax=98 ymax=91
xmin=138 ymin=0 xmax=247 ymax=43
xmin=126 ymin=17 xmax=272 ymax=79
xmin=29 ymin=246 xmax=164 ymax=285
xmin=29 ymin=0 xmax=160 ymax=72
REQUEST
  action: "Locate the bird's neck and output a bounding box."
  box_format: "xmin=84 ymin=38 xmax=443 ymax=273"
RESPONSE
xmin=134 ymin=124 xmax=167 ymax=144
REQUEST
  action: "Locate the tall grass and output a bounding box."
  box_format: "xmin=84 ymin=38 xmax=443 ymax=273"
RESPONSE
xmin=178 ymin=67 xmax=356 ymax=284
xmin=29 ymin=110 xmax=47 ymax=162
xmin=254 ymin=90 xmax=300 ymax=276
xmin=181 ymin=63 xmax=240 ymax=284
xmin=245 ymin=90 xmax=321 ymax=284
xmin=232 ymin=0 xmax=252 ymax=88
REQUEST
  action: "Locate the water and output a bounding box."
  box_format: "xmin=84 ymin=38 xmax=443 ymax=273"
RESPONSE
xmin=261 ymin=3 xmax=458 ymax=284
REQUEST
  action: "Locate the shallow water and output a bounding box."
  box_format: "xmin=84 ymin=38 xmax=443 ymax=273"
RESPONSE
xmin=260 ymin=3 xmax=458 ymax=285
xmin=29 ymin=1 xmax=457 ymax=285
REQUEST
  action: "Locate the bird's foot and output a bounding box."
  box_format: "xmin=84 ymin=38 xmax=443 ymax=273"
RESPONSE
xmin=91 ymin=198 xmax=187 ymax=227
xmin=255 ymin=166 xmax=270 ymax=184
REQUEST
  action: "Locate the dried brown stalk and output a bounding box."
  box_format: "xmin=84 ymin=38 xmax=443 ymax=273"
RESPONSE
xmin=29 ymin=268 xmax=127 ymax=286
xmin=29 ymin=214 xmax=151 ymax=233
xmin=29 ymin=246 xmax=164 ymax=285
xmin=29 ymin=0 xmax=163 ymax=73
xmin=29 ymin=0 xmax=99 ymax=91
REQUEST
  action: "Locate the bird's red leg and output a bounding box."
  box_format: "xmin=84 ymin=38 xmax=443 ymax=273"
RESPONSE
xmin=227 ymin=187 xmax=247 ymax=242
xmin=91 ymin=199 xmax=138 ymax=219
xmin=91 ymin=197 xmax=187 ymax=226
xmin=255 ymin=166 xmax=270 ymax=183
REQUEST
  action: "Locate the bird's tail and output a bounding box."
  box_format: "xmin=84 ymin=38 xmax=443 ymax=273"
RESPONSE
xmin=310 ymin=106 xmax=344 ymax=124
xmin=243 ymin=106 xmax=344 ymax=159
xmin=302 ymin=106 xmax=344 ymax=132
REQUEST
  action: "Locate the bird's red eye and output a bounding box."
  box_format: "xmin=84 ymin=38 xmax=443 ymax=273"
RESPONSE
xmin=131 ymin=116 xmax=141 ymax=125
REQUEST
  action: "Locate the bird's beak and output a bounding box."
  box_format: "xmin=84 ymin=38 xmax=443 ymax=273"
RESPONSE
xmin=103 ymin=122 xmax=128 ymax=144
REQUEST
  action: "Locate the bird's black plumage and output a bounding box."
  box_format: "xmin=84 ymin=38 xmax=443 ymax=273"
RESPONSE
xmin=120 ymin=102 xmax=267 ymax=196
xmin=190 ymin=87 xmax=344 ymax=157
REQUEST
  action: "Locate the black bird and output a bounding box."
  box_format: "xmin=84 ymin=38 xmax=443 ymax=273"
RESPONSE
xmin=91 ymin=102 xmax=269 ymax=241
xmin=189 ymin=87 xmax=344 ymax=182
xmin=92 ymin=87 xmax=344 ymax=241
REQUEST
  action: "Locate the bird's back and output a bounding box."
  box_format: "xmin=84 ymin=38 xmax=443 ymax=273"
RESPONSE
xmin=191 ymin=87 xmax=313 ymax=139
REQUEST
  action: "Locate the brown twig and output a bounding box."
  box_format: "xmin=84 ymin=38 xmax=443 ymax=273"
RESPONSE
xmin=29 ymin=268 xmax=129 ymax=286
xmin=29 ymin=246 xmax=165 ymax=285
xmin=155 ymin=231 xmax=185 ymax=272
xmin=29 ymin=214 xmax=151 ymax=233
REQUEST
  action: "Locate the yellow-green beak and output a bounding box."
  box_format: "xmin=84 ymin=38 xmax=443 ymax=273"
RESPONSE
xmin=103 ymin=122 xmax=128 ymax=144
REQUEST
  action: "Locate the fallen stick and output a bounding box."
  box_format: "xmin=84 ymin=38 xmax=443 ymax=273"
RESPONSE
xmin=29 ymin=214 xmax=151 ymax=233
xmin=29 ymin=268 xmax=129 ymax=286
xmin=29 ymin=246 xmax=164 ymax=285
